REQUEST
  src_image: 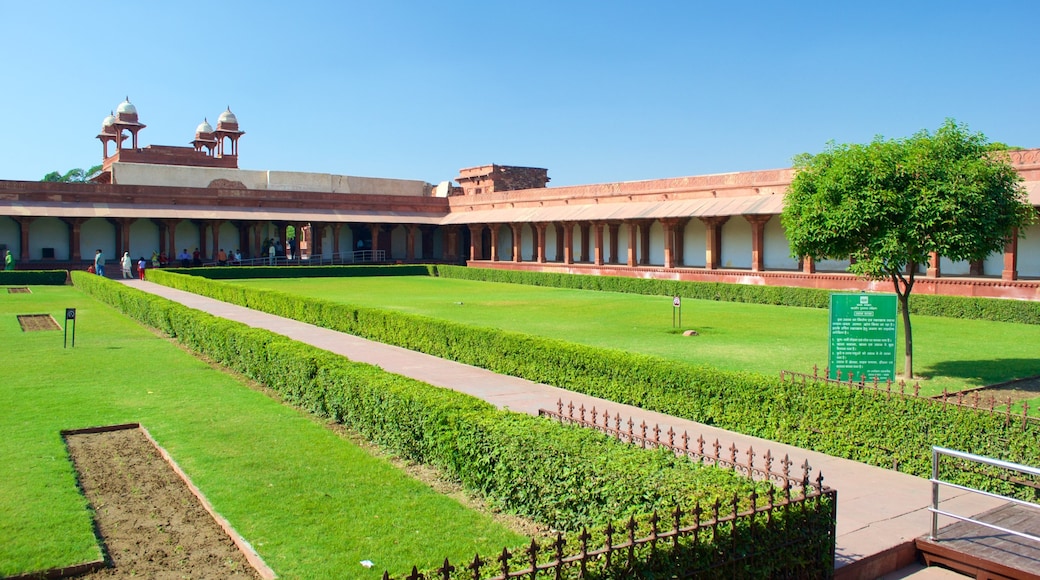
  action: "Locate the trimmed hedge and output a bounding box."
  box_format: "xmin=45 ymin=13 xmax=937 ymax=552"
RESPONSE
xmin=433 ymin=265 xmax=1040 ymax=325
xmin=73 ymin=272 xmax=835 ymax=578
xmin=162 ymin=264 xmax=430 ymax=280
xmin=0 ymin=270 xmax=68 ymax=286
xmin=147 ymin=268 xmax=1040 ymax=501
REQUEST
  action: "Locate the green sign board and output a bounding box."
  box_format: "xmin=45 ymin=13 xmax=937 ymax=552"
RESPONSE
xmin=829 ymin=293 xmax=897 ymax=382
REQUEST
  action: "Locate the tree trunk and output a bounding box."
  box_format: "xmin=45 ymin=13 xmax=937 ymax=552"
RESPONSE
xmin=891 ymin=270 xmax=914 ymax=379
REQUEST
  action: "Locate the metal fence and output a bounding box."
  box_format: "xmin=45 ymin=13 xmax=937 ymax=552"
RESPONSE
xmin=781 ymin=366 xmax=1036 ymax=428
xmin=381 ymin=400 xmax=837 ymax=580
xmin=929 ymin=446 xmax=1040 ymax=542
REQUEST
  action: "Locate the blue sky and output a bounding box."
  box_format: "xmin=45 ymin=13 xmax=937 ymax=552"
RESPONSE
xmin=2 ymin=1 xmax=1037 ymax=186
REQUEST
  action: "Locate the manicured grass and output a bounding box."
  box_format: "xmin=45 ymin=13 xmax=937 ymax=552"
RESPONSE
xmin=232 ymin=276 xmax=1040 ymax=399
xmin=1 ymin=286 xmax=526 ymax=579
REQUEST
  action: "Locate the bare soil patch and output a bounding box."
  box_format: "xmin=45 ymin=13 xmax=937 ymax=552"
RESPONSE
xmin=7 ymin=287 xmax=31 ymax=294
xmin=969 ymin=375 xmax=1040 ymax=407
xmin=17 ymin=314 xmax=60 ymax=331
xmin=64 ymin=428 xmax=264 ymax=579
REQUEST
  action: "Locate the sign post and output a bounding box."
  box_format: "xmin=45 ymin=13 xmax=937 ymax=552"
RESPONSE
xmin=64 ymin=308 xmax=76 ymax=348
xmin=672 ymin=296 xmax=682 ymax=328
xmin=828 ymin=294 xmax=896 ymax=382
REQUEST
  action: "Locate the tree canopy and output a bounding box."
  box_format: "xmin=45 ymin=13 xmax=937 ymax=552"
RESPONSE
xmin=781 ymin=119 xmax=1036 ymax=378
xmin=41 ymin=165 xmax=103 ymax=183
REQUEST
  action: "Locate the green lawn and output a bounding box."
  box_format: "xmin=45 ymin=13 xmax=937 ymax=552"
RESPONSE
xmin=233 ymin=276 xmax=1040 ymax=398
xmin=1 ymin=286 xmax=526 ymax=579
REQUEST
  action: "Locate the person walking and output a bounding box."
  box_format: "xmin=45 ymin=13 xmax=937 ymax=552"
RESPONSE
xmin=94 ymin=249 xmax=105 ymax=277
xmin=137 ymin=256 xmax=147 ymax=280
xmin=3 ymin=249 xmax=13 ymax=270
xmin=120 ymin=251 xmax=132 ymax=278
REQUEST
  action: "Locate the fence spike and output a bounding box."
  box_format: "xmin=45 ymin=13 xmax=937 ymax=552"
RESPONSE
xmin=437 ymin=558 xmax=455 ymax=580
xmin=579 ymin=404 xmax=586 ymax=422
xmin=567 ymin=400 xmax=575 ymax=418
xmin=556 ymin=398 xmax=563 ymax=415
xmin=746 ymin=445 xmax=755 ymax=469
xmin=406 ymin=565 xmax=423 ymax=580
xmin=729 ymin=442 xmax=738 ymax=464
xmin=590 ymin=406 xmax=598 ymax=425
xmin=497 ymin=546 xmax=512 ymax=577
xmin=526 ymin=538 xmax=540 ymax=572
xmin=763 ymin=449 xmax=774 ymax=473
xmin=468 ymin=553 xmax=484 ymax=580
xmin=667 ymin=426 xmax=676 ymax=447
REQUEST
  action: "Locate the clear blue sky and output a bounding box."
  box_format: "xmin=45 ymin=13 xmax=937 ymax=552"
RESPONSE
xmin=2 ymin=1 xmax=1038 ymax=187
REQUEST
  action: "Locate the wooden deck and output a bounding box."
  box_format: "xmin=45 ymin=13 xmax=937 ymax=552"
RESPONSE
xmin=916 ymin=502 xmax=1040 ymax=580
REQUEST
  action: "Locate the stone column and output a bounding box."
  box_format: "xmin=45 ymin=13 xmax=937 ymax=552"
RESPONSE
xmin=1003 ymin=228 xmax=1019 ymax=281
xmin=114 ymin=218 xmax=132 ymax=259
xmin=535 ymin=223 xmax=548 ymax=263
xmin=253 ymin=222 xmax=265 ymax=259
xmin=421 ymin=226 xmax=435 ymax=260
xmin=64 ymin=217 xmax=85 ymax=261
xmin=626 ymin=222 xmax=638 ymax=267
xmin=510 ymin=223 xmax=523 ymax=262
xmin=490 ymin=225 xmax=499 ymax=262
xmin=579 ymin=222 xmax=591 ymax=263
xmin=212 ymin=220 xmax=224 ymax=260
xmin=406 ymin=225 xmax=417 ymax=261
xmin=638 ymin=220 xmax=651 ymax=266
xmin=802 ymin=256 xmax=816 ymax=274
xmin=369 ymin=224 xmax=381 ymax=258
xmin=744 ymin=215 xmax=771 ymax=272
xmin=442 ymin=226 xmax=457 ymax=262
xmin=607 ymin=222 xmax=620 ymax=264
xmin=467 ymin=224 xmax=482 ymax=261
xmin=554 ymin=223 xmax=565 ymax=263
xmin=592 ymin=222 xmax=604 ymax=266
xmin=660 ymin=219 xmax=677 ymax=269
xmin=14 ymin=217 xmax=33 ymax=261
xmin=926 ymin=251 xmax=941 ymax=278
xmin=563 ymin=223 xmax=574 ymax=264
xmin=700 ymin=216 xmax=729 ymax=270
xmin=311 ymin=223 xmax=324 ymax=257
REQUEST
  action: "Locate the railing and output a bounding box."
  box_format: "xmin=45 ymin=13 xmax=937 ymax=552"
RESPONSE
xmin=781 ymin=367 xmax=1037 ymax=428
xmin=929 ymin=446 xmax=1040 ymax=541
xmin=381 ymin=401 xmax=837 ymax=579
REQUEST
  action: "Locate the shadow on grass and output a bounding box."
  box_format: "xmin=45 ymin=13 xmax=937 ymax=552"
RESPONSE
xmin=922 ymin=359 xmax=1040 ymax=387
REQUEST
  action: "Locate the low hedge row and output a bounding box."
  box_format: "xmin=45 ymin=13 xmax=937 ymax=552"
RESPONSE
xmin=73 ymin=272 xmax=821 ymax=516
xmin=432 ymin=265 xmax=1040 ymax=325
xmin=147 ymin=268 xmax=1040 ymax=500
xmin=0 ymin=270 xmax=68 ymax=285
xmin=162 ymin=264 xmax=429 ymax=280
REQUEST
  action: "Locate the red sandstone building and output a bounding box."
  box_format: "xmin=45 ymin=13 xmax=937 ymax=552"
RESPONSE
xmin=1 ymin=99 xmax=1038 ymax=300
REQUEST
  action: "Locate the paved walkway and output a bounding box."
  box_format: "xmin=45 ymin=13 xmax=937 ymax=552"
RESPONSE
xmin=122 ymin=280 xmax=1004 ymax=576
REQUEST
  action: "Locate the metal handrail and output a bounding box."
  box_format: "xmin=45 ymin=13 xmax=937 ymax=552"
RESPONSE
xmin=929 ymin=446 xmax=1040 ymax=542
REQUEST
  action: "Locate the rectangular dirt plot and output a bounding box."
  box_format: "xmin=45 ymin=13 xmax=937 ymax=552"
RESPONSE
xmin=62 ymin=425 xmax=272 ymax=579
xmin=17 ymin=313 xmax=60 ymax=331
xmin=7 ymin=287 xmax=31 ymax=293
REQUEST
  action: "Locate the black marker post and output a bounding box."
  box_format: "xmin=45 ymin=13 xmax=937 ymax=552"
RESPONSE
xmin=64 ymin=308 xmax=76 ymax=348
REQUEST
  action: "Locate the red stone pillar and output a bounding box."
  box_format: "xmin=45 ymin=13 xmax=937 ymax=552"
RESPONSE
xmin=926 ymin=251 xmax=941 ymax=278
xmin=15 ymin=217 xmax=33 ymax=261
xmin=1003 ymin=227 xmax=1019 ymax=281
xmin=467 ymin=224 xmax=482 ymax=261
xmin=253 ymin=222 xmax=264 ymax=259
xmin=510 ymin=223 xmax=523 ymax=262
xmin=660 ymin=219 xmax=677 ymax=269
xmin=802 ymin=256 xmax=816 ymax=274
xmin=535 ymin=223 xmax=547 ymax=263
xmin=579 ymin=222 xmax=591 ymax=263
xmin=700 ymin=216 xmax=729 ymax=270
xmin=212 ymin=220 xmax=224 ymax=260
xmin=553 ymin=223 xmax=564 ymax=262
xmin=668 ymin=218 xmax=689 ymax=267
xmin=638 ymin=220 xmax=651 ymax=266
xmin=592 ymin=222 xmax=604 ymax=266
xmin=563 ymin=223 xmax=574 ymax=264
xmin=490 ymin=225 xmax=499 ymax=262
xmin=626 ymin=222 xmax=638 ymax=267
xmin=607 ymin=222 xmax=620 ymax=264
xmin=744 ymin=215 xmax=770 ymax=272
xmin=443 ymin=226 xmax=457 ymax=261
xmin=406 ymin=225 xmax=417 ymax=261
xmin=64 ymin=217 xmax=84 ymax=261
xmin=369 ymin=224 xmax=381 ymax=259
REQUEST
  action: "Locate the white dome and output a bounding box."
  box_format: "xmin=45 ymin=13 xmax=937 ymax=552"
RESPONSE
xmin=217 ymin=108 xmax=238 ymax=125
xmin=196 ymin=119 xmax=214 ymax=134
xmin=116 ymin=99 xmax=137 ymax=116
xmin=101 ymin=113 xmax=116 ymax=128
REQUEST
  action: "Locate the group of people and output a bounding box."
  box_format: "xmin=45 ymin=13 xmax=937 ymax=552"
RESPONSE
xmin=87 ymin=247 xmax=245 ymax=279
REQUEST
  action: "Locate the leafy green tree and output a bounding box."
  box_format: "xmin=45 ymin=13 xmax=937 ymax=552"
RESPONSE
xmin=781 ymin=120 xmax=1036 ymax=378
xmin=41 ymin=164 xmax=103 ymax=183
